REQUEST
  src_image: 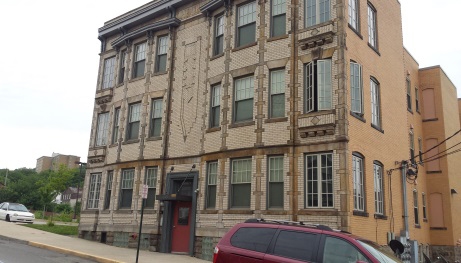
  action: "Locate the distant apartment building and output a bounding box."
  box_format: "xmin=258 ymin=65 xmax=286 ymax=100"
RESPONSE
xmin=80 ymin=0 xmax=461 ymax=262
xmin=36 ymin=153 xmax=80 ymax=173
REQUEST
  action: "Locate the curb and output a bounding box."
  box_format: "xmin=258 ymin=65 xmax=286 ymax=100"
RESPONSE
xmin=28 ymin=242 xmax=124 ymax=263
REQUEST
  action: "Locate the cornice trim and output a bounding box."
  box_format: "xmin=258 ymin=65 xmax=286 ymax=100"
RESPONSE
xmin=111 ymin=18 xmax=181 ymax=48
xmin=200 ymin=0 xmax=225 ymax=14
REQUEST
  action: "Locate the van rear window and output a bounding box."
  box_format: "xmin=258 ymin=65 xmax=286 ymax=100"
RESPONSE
xmin=230 ymin=227 xmax=277 ymax=253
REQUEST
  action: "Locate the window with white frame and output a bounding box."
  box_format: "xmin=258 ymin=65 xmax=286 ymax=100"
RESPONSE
xmin=352 ymin=154 xmax=364 ymax=212
xmin=206 ymin=162 xmax=218 ymax=209
xmin=270 ymin=69 xmax=285 ymax=118
xmin=350 ymin=62 xmax=362 ymax=115
xmin=104 ymin=171 xmax=113 ymax=209
xmin=133 ymin=42 xmax=147 ymax=78
xmin=231 ymin=158 xmax=252 ymax=208
xmin=305 ymin=0 xmax=330 ymax=27
xmin=111 ymin=108 xmax=120 ymax=144
xmin=214 ymin=15 xmax=224 ymax=55
xmin=145 ymin=167 xmax=158 ymax=208
xmin=413 ymin=190 xmax=419 ymax=225
xmin=305 ymin=153 xmax=333 ymax=208
xmin=373 ymin=162 xmax=384 ymax=215
xmin=367 ymin=4 xmax=377 ymax=48
xmin=305 ymin=60 xmax=332 ymax=113
xmin=210 ymin=84 xmax=221 ymax=128
xmin=126 ymin=102 xmax=141 ymax=141
xmin=418 ymin=137 xmax=423 ymax=164
xmin=271 ymin=0 xmax=286 ymax=37
xmin=370 ymin=78 xmax=381 ymax=128
xmin=237 ymin=1 xmax=256 ymax=47
xmin=348 ymin=0 xmax=359 ymax=31
xmin=149 ymin=99 xmax=163 ymax=137
xmin=102 ymin=57 xmax=115 ymax=89
xmin=120 ymin=169 xmax=134 ymax=208
xmin=268 ymin=156 xmax=284 ymax=209
xmin=118 ymin=50 xmax=126 ymax=84
xmin=422 ymin=192 xmax=427 ymax=220
xmin=415 ymin=87 xmax=420 ymax=112
xmin=87 ymin=173 xmax=102 ymax=209
xmin=95 ymin=112 xmax=109 ymax=146
xmin=234 ymin=76 xmax=254 ymax=122
xmin=155 ymin=36 xmax=168 ymax=72
xmin=410 ymin=131 xmax=415 ymax=164
xmin=407 ymin=78 xmax=412 ymax=111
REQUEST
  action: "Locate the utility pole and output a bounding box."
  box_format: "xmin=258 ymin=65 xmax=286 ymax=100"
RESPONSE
xmin=73 ymin=162 xmax=86 ymax=220
xmin=4 ymin=169 xmax=8 ymax=186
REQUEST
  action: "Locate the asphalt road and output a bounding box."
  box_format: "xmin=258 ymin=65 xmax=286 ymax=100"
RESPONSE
xmin=0 ymin=239 xmax=96 ymax=263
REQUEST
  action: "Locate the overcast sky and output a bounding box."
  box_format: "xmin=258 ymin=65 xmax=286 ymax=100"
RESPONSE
xmin=0 ymin=0 xmax=459 ymax=170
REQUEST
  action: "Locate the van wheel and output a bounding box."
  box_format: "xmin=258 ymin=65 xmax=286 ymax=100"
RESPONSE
xmin=6 ymin=215 xmax=10 ymax=222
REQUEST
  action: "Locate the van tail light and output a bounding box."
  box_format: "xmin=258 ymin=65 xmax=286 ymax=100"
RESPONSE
xmin=213 ymin=246 xmax=220 ymax=263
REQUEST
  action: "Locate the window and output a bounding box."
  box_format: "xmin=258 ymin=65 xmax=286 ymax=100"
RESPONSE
xmin=418 ymin=137 xmax=423 ymax=164
xmin=237 ymin=1 xmax=256 ymax=47
xmin=367 ymin=4 xmax=377 ymax=48
xmin=305 ymin=60 xmax=332 ymax=113
xmin=145 ymin=167 xmax=158 ymax=208
xmin=120 ymin=169 xmax=134 ymax=208
xmin=271 ymin=0 xmax=286 ymax=37
xmin=126 ymin=103 xmax=141 ymax=141
xmin=104 ymin=171 xmax=113 ymax=209
xmin=230 ymin=227 xmax=277 ymax=253
xmin=410 ymin=132 xmax=415 ymax=164
xmin=352 ymin=154 xmax=364 ymax=212
xmin=234 ymin=76 xmax=254 ymax=122
xmin=348 ymin=0 xmax=359 ymax=31
xmin=370 ymin=78 xmax=381 ymax=128
xmin=118 ymin=50 xmax=126 ymax=84
xmin=95 ymin=112 xmax=109 ymax=146
xmin=231 ymin=158 xmax=252 ymax=208
xmin=422 ymin=193 xmax=427 ymax=220
xmin=268 ymin=156 xmax=284 ymax=208
xmin=87 ymin=173 xmax=102 ymax=209
xmin=214 ymin=15 xmax=224 ymax=55
xmin=305 ymin=0 xmax=330 ymax=27
xmin=305 ymin=153 xmax=333 ymax=208
xmin=269 ymin=70 xmax=285 ymax=118
xmin=415 ymin=87 xmax=420 ymax=112
xmin=406 ymin=78 xmax=412 ymax=111
xmin=133 ymin=42 xmax=146 ymax=78
xmin=102 ymin=57 xmax=115 ymax=89
xmin=350 ymin=62 xmax=363 ymax=114
xmin=413 ymin=190 xmax=419 ymax=225
xmin=206 ymin=162 xmax=218 ymax=209
xmin=323 ymin=236 xmax=369 ymax=263
xmin=111 ymin=108 xmax=120 ymax=144
xmin=155 ymin=36 xmax=168 ymax=72
xmin=149 ymin=99 xmax=163 ymax=137
xmin=373 ymin=162 xmax=384 ymax=215
xmin=273 ymin=231 xmax=318 ymax=261
xmin=210 ymin=84 xmax=221 ymax=128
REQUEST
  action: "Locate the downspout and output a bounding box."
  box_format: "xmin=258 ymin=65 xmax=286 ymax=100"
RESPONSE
xmin=290 ymin=0 xmax=299 ymax=222
xmin=401 ymin=161 xmax=409 ymax=239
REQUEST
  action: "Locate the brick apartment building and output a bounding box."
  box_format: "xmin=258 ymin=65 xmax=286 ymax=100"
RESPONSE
xmin=36 ymin=153 xmax=80 ymax=173
xmin=80 ymin=0 xmax=461 ymax=261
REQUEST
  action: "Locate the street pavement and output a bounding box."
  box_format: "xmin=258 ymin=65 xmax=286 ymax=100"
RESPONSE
xmin=0 ymin=220 xmax=209 ymax=263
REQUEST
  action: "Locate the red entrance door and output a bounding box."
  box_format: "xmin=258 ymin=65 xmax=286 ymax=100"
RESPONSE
xmin=171 ymin=201 xmax=192 ymax=253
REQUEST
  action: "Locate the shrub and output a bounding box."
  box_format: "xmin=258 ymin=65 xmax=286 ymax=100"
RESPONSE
xmin=47 ymin=221 xmax=55 ymax=227
xmin=55 ymin=203 xmax=72 ymax=214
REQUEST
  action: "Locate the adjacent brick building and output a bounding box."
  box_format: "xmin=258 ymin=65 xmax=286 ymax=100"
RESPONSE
xmin=80 ymin=0 xmax=461 ymax=261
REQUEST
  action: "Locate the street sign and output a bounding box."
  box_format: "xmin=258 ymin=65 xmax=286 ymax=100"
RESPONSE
xmin=142 ymin=184 xmax=148 ymax=199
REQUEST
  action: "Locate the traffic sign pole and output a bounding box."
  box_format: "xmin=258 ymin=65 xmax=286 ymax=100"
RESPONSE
xmin=136 ymin=185 xmax=148 ymax=263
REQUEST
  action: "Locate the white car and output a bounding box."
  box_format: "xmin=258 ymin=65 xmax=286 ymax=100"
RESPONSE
xmin=0 ymin=202 xmax=35 ymax=223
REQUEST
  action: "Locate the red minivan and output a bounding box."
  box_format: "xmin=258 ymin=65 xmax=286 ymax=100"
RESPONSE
xmin=213 ymin=219 xmax=403 ymax=263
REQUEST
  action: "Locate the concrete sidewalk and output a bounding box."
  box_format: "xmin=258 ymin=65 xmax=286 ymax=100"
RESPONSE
xmin=0 ymin=220 xmax=209 ymax=263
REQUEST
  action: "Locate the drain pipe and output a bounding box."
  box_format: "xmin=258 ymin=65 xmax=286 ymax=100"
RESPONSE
xmin=401 ymin=161 xmax=409 ymax=239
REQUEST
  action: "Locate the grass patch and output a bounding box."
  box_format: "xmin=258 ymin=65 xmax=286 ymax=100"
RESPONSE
xmin=22 ymin=224 xmax=78 ymax=236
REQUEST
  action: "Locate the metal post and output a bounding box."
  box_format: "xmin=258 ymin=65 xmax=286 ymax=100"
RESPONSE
xmin=4 ymin=169 xmax=8 ymax=186
xmin=136 ymin=198 xmax=146 ymax=263
xmin=74 ymin=162 xmax=86 ymax=220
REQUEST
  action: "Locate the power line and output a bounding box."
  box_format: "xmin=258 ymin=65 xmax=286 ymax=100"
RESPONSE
xmin=420 ymin=147 xmax=461 ymax=165
xmin=412 ymin=129 xmax=461 ymax=161
xmin=419 ymin=140 xmax=461 ymax=164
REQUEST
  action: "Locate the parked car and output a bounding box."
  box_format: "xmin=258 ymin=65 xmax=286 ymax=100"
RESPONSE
xmin=213 ymin=218 xmax=403 ymax=263
xmin=0 ymin=202 xmax=35 ymax=223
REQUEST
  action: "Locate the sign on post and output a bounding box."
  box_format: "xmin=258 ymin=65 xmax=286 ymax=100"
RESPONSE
xmin=142 ymin=184 xmax=148 ymax=199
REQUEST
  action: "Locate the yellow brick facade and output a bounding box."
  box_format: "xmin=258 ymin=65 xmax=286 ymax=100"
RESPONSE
xmin=81 ymin=0 xmax=461 ymax=261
